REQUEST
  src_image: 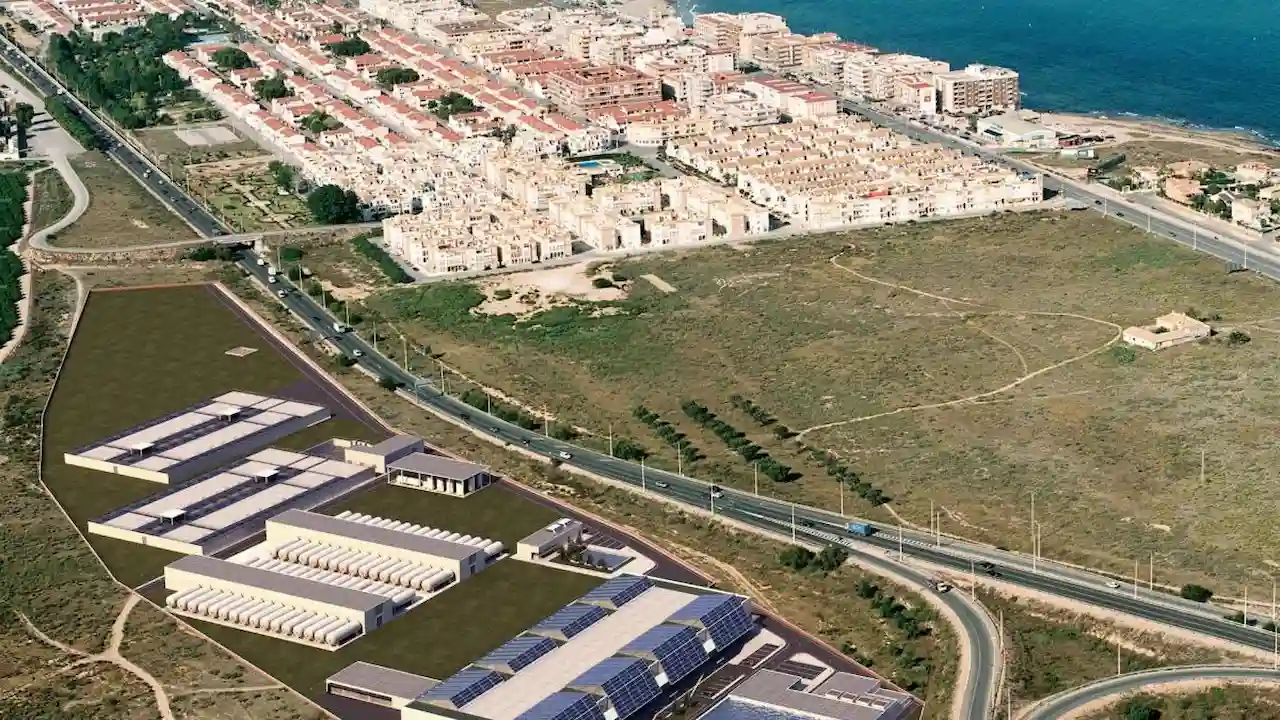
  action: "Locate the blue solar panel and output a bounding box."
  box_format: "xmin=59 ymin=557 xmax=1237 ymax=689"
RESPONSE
xmin=570 ymin=658 xmax=660 ymax=720
xmin=704 ymin=601 xmax=753 ymax=649
xmin=421 ymin=666 xmax=504 ymax=707
xmin=580 ymin=575 xmax=652 ymax=608
xmin=533 ymin=603 xmax=609 ymax=639
xmin=622 ymin=624 xmax=708 ymax=684
xmin=667 ymin=593 xmax=740 ymax=625
xmin=479 ymin=635 xmax=559 ymax=672
xmin=517 ymin=692 xmax=606 ymax=720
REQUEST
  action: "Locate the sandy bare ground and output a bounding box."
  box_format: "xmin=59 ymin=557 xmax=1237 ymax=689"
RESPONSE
xmin=1053 ymin=678 xmax=1280 ymax=720
xmin=1036 ymin=111 xmax=1275 ymax=154
xmin=475 ymin=262 xmax=626 ymax=317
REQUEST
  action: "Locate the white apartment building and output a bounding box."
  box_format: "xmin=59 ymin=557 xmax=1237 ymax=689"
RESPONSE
xmin=843 ymin=53 xmax=949 ymax=101
xmin=935 ymin=64 xmax=1020 ymax=116
xmin=668 ymin=118 xmax=1042 ymax=230
xmin=693 ymin=12 xmax=788 ymax=54
xmin=384 ymin=206 xmax=572 ymax=275
xmin=704 ymin=92 xmax=780 ymax=129
xmin=741 ymin=75 xmax=838 ymax=119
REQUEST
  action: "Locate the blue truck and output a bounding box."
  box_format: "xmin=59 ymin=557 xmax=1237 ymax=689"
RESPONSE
xmin=846 ymin=522 xmax=876 ymax=537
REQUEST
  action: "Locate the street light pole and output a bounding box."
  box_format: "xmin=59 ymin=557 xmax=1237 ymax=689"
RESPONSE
xmin=754 ymin=462 xmax=759 ymax=496
xmin=608 ymin=423 xmax=614 ymax=457
xmin=640 ymin=458 xmax=646 ymax=492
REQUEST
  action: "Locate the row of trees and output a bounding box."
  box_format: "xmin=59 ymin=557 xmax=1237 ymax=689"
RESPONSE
xmin=44 ymin=97 xmax=100 ymax=150
xmin=308 ymin=184 xmax=362 ymax=225
xmin=350 ymin=231 xmax=413 ymax=284
xmin=633 ymin=406 xmax=700 ymax=465
xmin=48 ymin=15 xmax=196 ymax=129
xmin=854 ymin=578 xmax=933 ymax=640
xmin=803 ymin=445 xmax=889 ymax=507
xmin=457 ymin=388 xmax=579 ymax=440
xmin=778 ymin=544 xmax=847 ymax=575
xmin=681 ymin=400 xmax=794 ymax=482
xmin=729 ymin=394 xmax=795 ymax=439
xmin=0 ymin=172 xmax=30 ymax=344
xmin=254 ymin=73 xmax=291 ymax=101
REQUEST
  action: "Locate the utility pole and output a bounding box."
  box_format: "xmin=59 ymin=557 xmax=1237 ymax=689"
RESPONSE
xmin=402 ymin=336 xmax=408 ymax=371
xmin=345 ymin=302 xmax=349 ymax=326
xmin=1149 ymin=552 xmax=1154 ymax=592
xmin=898 ymin=524 xmax=903 ymax=561
xmin=753 ymin=462 xmax=759 ymax=496
xmin=1031 ymin=491 xmax=1036 ymax=571
xmin=935 ymin=512 xmax=941 ymax=547
xmin=839 ymin=478 xmax=844 ymax=517
xmin=543 ymin=406 xmax=549 ymax=437
xmin=1116 ymin=642 xmax=1122 ymax=675
xmin=791 ymin=502 xmax=796 ymax=543
xmin=1245 ymin=585 xmax=1250 ymax=626
xmin=677 ymin=442 xmax=683 ymax=476
xmin=608 ymin=423 xmax=614 ymax=457
xmin=640 ymin=458 xmax=646 ymax=492
xmin=1201 ymin=448 xmax=1206 ymax=483
xmin=929 ymin=499 xmax=934 ymax=538
xmin=1133 ymin=559 xmax=1139 ymax=599
xmin=970 ymin=559 xmax=976 ymax=598
xmin=438 ymin=361 xmax=445 ymax=391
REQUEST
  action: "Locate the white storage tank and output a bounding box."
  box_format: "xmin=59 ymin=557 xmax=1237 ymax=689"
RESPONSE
xmin=484 ymin=541 xmax=504 ymax=558
xmin=426 ymin=569 xmax=454 ymax=591
xmin=335 ymin=510 xmax=353 ymax=519
xmin=166 ymin=589 xmax=194 ymax=608
xmin=425 ymin=529 xmax=447 ymax=539
xmin=269 ymin=609 xmax=305 ymax=633
xmin=317 ymin=618 xmax=348 ymax=642
xmin=233 ymin=600 xmax=268 ymax=624
xmin=180 ymin=589 xmax=216 ymax=612
xmin=442 ymin=532 xmax=462 ymax=543
xmin=376 ymin=560 xmax=407 ymax=582
xmin=204 ymin=595 xmax=239 ymax=618
xmin=259 ymin=605 xmax=292 ymax=630
xmin=296 ymin=544 xmax=328 ymax=566
xmin=337 ymin=551 xmax=371 ymax=574
xmin=275 ymin=538 xmax=307 ymax=559
xmin=326 ymin=621 xmax=360 ymax=646
xmin=280 ymin=611 xmax=313 ymax=636
xmin=296 ymin=616 xmax=328 ymax=640
xmin=221 ymin=597 xmax=257 ymax=621
xmin=369 ymin=558 xmax=399 ymax=580
xmin=326 ymin=549 xmax=359 ymax=572
xmin=193 ymin=591 xmax=227 ymax=615
xmin=392 ymin=589 xmax=415 ymax=607
xmin=284 ymin=542 xmax=312 ymax=563
xmin=307 ymin=547 xmax=341 ymax=569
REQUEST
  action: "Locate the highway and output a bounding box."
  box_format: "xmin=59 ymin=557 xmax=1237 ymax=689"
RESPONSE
xmin=12 ymin=31 xmax=1280 ymax=716
xmin=1018 ymin=665 xmax=1280 ymax=719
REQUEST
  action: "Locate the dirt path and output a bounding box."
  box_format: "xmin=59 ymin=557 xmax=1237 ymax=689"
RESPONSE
xmin=19 ymin=594 xmax=176 ymax=720
xmin=795 ymin=253 xmax=1124 ymax=439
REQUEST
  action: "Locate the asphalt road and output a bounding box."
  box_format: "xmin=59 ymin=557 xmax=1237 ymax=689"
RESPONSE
xmin=1019 ymin=665 xmax=1280 ymax=720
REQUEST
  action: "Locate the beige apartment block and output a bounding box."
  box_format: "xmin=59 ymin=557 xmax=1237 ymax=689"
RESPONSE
xmin=802 ymin=41 xmax=879 ymax=85
xmin=704 ymin=92 xmax=781 ymax=129
xmin=626 ymin=112 xmax=718 ymax=147
xmin=751 ymin=32 xmax=840 ymax=72
xmin=480 ymin=154 xmax=590 ymax=210
xmin=1163 ymin=176 xmax=1203 ymax=205
xmin=550 ymin=198 xmax=643 ymax=250
xmin=694 ymin=11 xmax=788 ymax=53
xmin=384 ymin=206 xmax=572 ymax=275
xmin=935 ymin=64 xmax=1020 ymax=115
xmin=547 ymin=65 xmax=662 ymax=115
xmin=1123 ymin=312 xmax=1211 ymax=351
xmin=661 ymin=176 xmax=771 ymax=236
xmin=844 ymin=53 xmax=949 ymax=101
xmin=668 ymin=117 xmax=1042 ymax=230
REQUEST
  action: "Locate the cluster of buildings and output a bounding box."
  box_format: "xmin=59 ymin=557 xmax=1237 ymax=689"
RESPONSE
xmin=27 ymin=0 xmax=188 ymax=36
xmin=668 ymin=115 xmax=1042 ymax=229
xmin=1152 ymin=159 xmax=1280 ymax=232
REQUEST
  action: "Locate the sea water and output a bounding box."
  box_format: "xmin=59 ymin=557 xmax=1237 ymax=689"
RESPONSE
xmin=687 ymin=0 xmax=1280 ymax=143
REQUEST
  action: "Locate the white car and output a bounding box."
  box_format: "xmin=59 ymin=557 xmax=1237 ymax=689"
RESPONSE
xmin=1106 ymin=581 xmax=1121 ymax=589
xmin=558 ymin=451 xmax=572 ymax=460
xmin=276 ymin=290 xmax=287 ymax=298
xmin=352 ymin=349 xmax=363 ymax=358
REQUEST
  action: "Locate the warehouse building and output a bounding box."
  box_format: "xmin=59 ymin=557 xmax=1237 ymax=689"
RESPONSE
xmin=270 ymin=509 xmax=503 ymax=581
xmin=164 ymin=554 xmax=398 ymax=649
xmin=326 ymin=662 xmax=439 ymax=708
xmin=89 ymin=448 xmax=374 ymax=555
xmin=64 ymin=391 xmax=331 ymax=484
xmin=699 ymin=668 xmax=915 ymax=720
xmin=516 ymin=519 xmax=584 ymax=561
xmin=398 ymin=575 xmax=755 ymax=720
xmin=386 ymin=452 xmax=493 ymax=497
xmin=344 ymin=435 xmax=425 ymax=472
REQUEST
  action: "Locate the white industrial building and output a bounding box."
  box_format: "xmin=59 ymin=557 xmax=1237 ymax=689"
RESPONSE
xmin=165 ymin=554 xmax=398 ymax=649
xmin=89 ymin=448 xmax=374 ymax=555
xmin=64 ymin=391 xmax=330 ymax=484
xmin=327 ymin=662 xmax=440 ymax=709
xmin=516 ymin=519 xmax=585 ymax=561
xmin=397 ymin=575 xmax=756 ymax=720
xmin=272 ymin=509 xmax=504 ymax=581
xmin=344 ymin=435 xmax=426 ymax=472
xmin=386 ymin=453 xmax=494 ymax=497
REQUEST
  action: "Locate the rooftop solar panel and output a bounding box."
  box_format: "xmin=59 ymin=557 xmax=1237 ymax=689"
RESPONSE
xmin=623 ymin=624 xmax=707 ymax=684
xmin=580 ymin=575 xmax=652 ymax=609
xmin=569 ymin=658 xmax=659 ymax=719
xmin=666 ymin=593 xmax=740 ymax=626
xmin=516 ymin=692 xmax=605 ymax=720
xmin=422 ymin=666 xmax=505 ymax=708
xmin=532 ymin=603 xmax=609 ymax=639
xmin=478 ymin=635 xmax=558 ymax=673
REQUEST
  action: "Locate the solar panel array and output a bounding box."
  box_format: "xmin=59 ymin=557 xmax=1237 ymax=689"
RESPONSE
xmin=579 ymin=575 xmax=652 ymax=609
xmin=531 ymin=603 xmax=609 ymax=639
xmin=622 ymin=624 xmax=708 ymax=685
xmin=422 ymin=666 xmax=504 ymax=708
xmin=569 ymin=658 xmax=660 ymax=720
xmin=478 ymin=635 xmax=560 ymax=673
xmin=516 ymin=692 xmax=606 ymax=720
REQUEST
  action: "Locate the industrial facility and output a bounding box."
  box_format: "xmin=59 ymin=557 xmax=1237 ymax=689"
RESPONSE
xmin=162 ymin=509 xmax=506 ymax=649
xmin=64 ymin=391 xmax=330 ymax=484
xmin=87 ymin=447 xmax=375 ymax=555
xmin=516 ymin=519 xmax=585 ymax=561
xmin=699 ymin=668 xmax=914 ymax=720
xmin=322 ymin=574 xmax=755 ymax=720
xmin=342 ymin=435 xmax=494 ymax=496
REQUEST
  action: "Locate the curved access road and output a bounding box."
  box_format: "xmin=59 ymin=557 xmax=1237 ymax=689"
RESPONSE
xmin=1019 ymin=665 xmax=1280 ymax=720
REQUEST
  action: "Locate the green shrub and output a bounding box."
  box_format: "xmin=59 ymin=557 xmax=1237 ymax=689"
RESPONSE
xmin=351 ymin=233 xmax=412 ymax=284
xmin=592 ymin=277 xmax=614 ymax=289
xmin=1110 ymin=344 xmax=1137 ymax=364
xmin=1180 ymin=583 xmax=1213 ymax=602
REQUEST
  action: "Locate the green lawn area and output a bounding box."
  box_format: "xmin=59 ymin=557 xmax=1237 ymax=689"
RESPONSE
xmin=326 ymin=483 xmax=562 ymax=550
xmin=180 ymin=560 xmax=601 ymax=697
xmin=190 ymin=168 xmax=311 ymax=233
xmin=29 ymin=166 xmax=74 ymax=234
xmin=41 ymin=284 xmax=384 ymax=586
xmin=364 ymin=210 xmax=1280 ymax=591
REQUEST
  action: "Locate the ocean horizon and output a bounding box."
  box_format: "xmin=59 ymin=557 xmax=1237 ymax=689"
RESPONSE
xmin=686 ymin=0 xmax=1280 ymax=145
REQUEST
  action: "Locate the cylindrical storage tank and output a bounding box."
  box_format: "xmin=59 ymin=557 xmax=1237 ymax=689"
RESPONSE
xmin=269 ymin=609 xmax=306 ymax=633
xmin=369 ymin=558 xmax=399 ymax=581
xmin=484 ymin=541 xmax=505 ymax=558
xmin=335 ymin=510 xmax=353 ymax=519
xmin=205 ymin=595 xmax=239 ymax=619
xmin=312 ymin=618 xmax=346 ymax=642
xmin=375 ymin=518 xmax=399 ymax=529
xmin=389 ymin=564 xmax=418 ymax=586
xmin=351 ymin=579 xmax=379 ymax=593
xmin=425 ymin=569 xmax=453 ymax=591
xmin=275 ymin=539 xmax=307 ymax=559
xmin=376 ymin=560 xmax=408 ymax=583
xmin=220 ymin=597 xmax=256 ymax=621
xmin=465 ymin=537 xmax=485 ymax=548
xmin=296 ymin=616 xmax=324 ymax=641
xmin=240 ymin=600 xmax=274 ymax=624
xmin=425 ymin=529 xmax=448 ymax=539
xmin=456 ymin=535 xmax=475 ymax=545
xmin=259 ymin=605 xmax=293 ymax=630
xmin=211 ymin=597 xmax=244 ymax=621
xmin=284 ymin=542 xmax=312 ymax=563
xmin=296 ymin=544 xmax=328 ymax=566
xmin=280 ymin=611 xmax=313 ymax=636
xmin=443 ymin=532 xmax=463 ymax=543
xmin=232 ymin=600 xmax=267 ymax=624
xmin=167 ymin=588 xmax=198 ymax=607
xmin=336 ymin=551 xmax=369 ymax=574
xmin=345 ymin=513 xmax=368 ymax=523
xmin=404 ymin=523 xmax=425 ymax=534
xmin=400 ymin=567 xmax=429 ymax=589
xmin=303 ymin=618 xmax=336 ymax=643
xmin=193 ymin=591 xmax=227 ymax=615
xmin=326 ymin=621 xmax=360 ymax=646
xmin=243 ymin=556 xmax=269 ymax=568
xmin=383 ymin=521 xmax=407 ymax=532
xmin=306 ymin=547 xmax=338 ymax=571
xmin=296 ymin=567 xmax=327 ymax=581
xmin=180 ymin=589 xmax=217 ymax=612
xmin=318 ymin=547 xmax=349 ymax=569
xmin=249 ymin=604 xmax=278 ymax=629
xmin=326 ymin=550 xmax=359 ymax=572
xmin=413 ymin=526 xmax=434 ymax=535
xmin=354 ymin=557 xmax=383 ymax=579
xmin=408 ymin=568 xmax=436 ymax=591
xmin=392 ymin=589 xmax=415 ymax=607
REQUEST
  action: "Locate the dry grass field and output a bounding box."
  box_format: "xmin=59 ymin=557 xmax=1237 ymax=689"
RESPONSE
xmin=52 ymin=152 xmax=198 ymax=249
xmin=365 ymin=211 xmax=1280 ymax=591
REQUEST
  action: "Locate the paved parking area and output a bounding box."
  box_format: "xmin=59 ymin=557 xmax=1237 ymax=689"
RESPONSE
xmin=692 ymin=665 xmax=750 ymax=701
xmin=738 ymin=643 xmax=781 ymax=669
xmin=584 ymin=527 xmax=626 ymax=549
